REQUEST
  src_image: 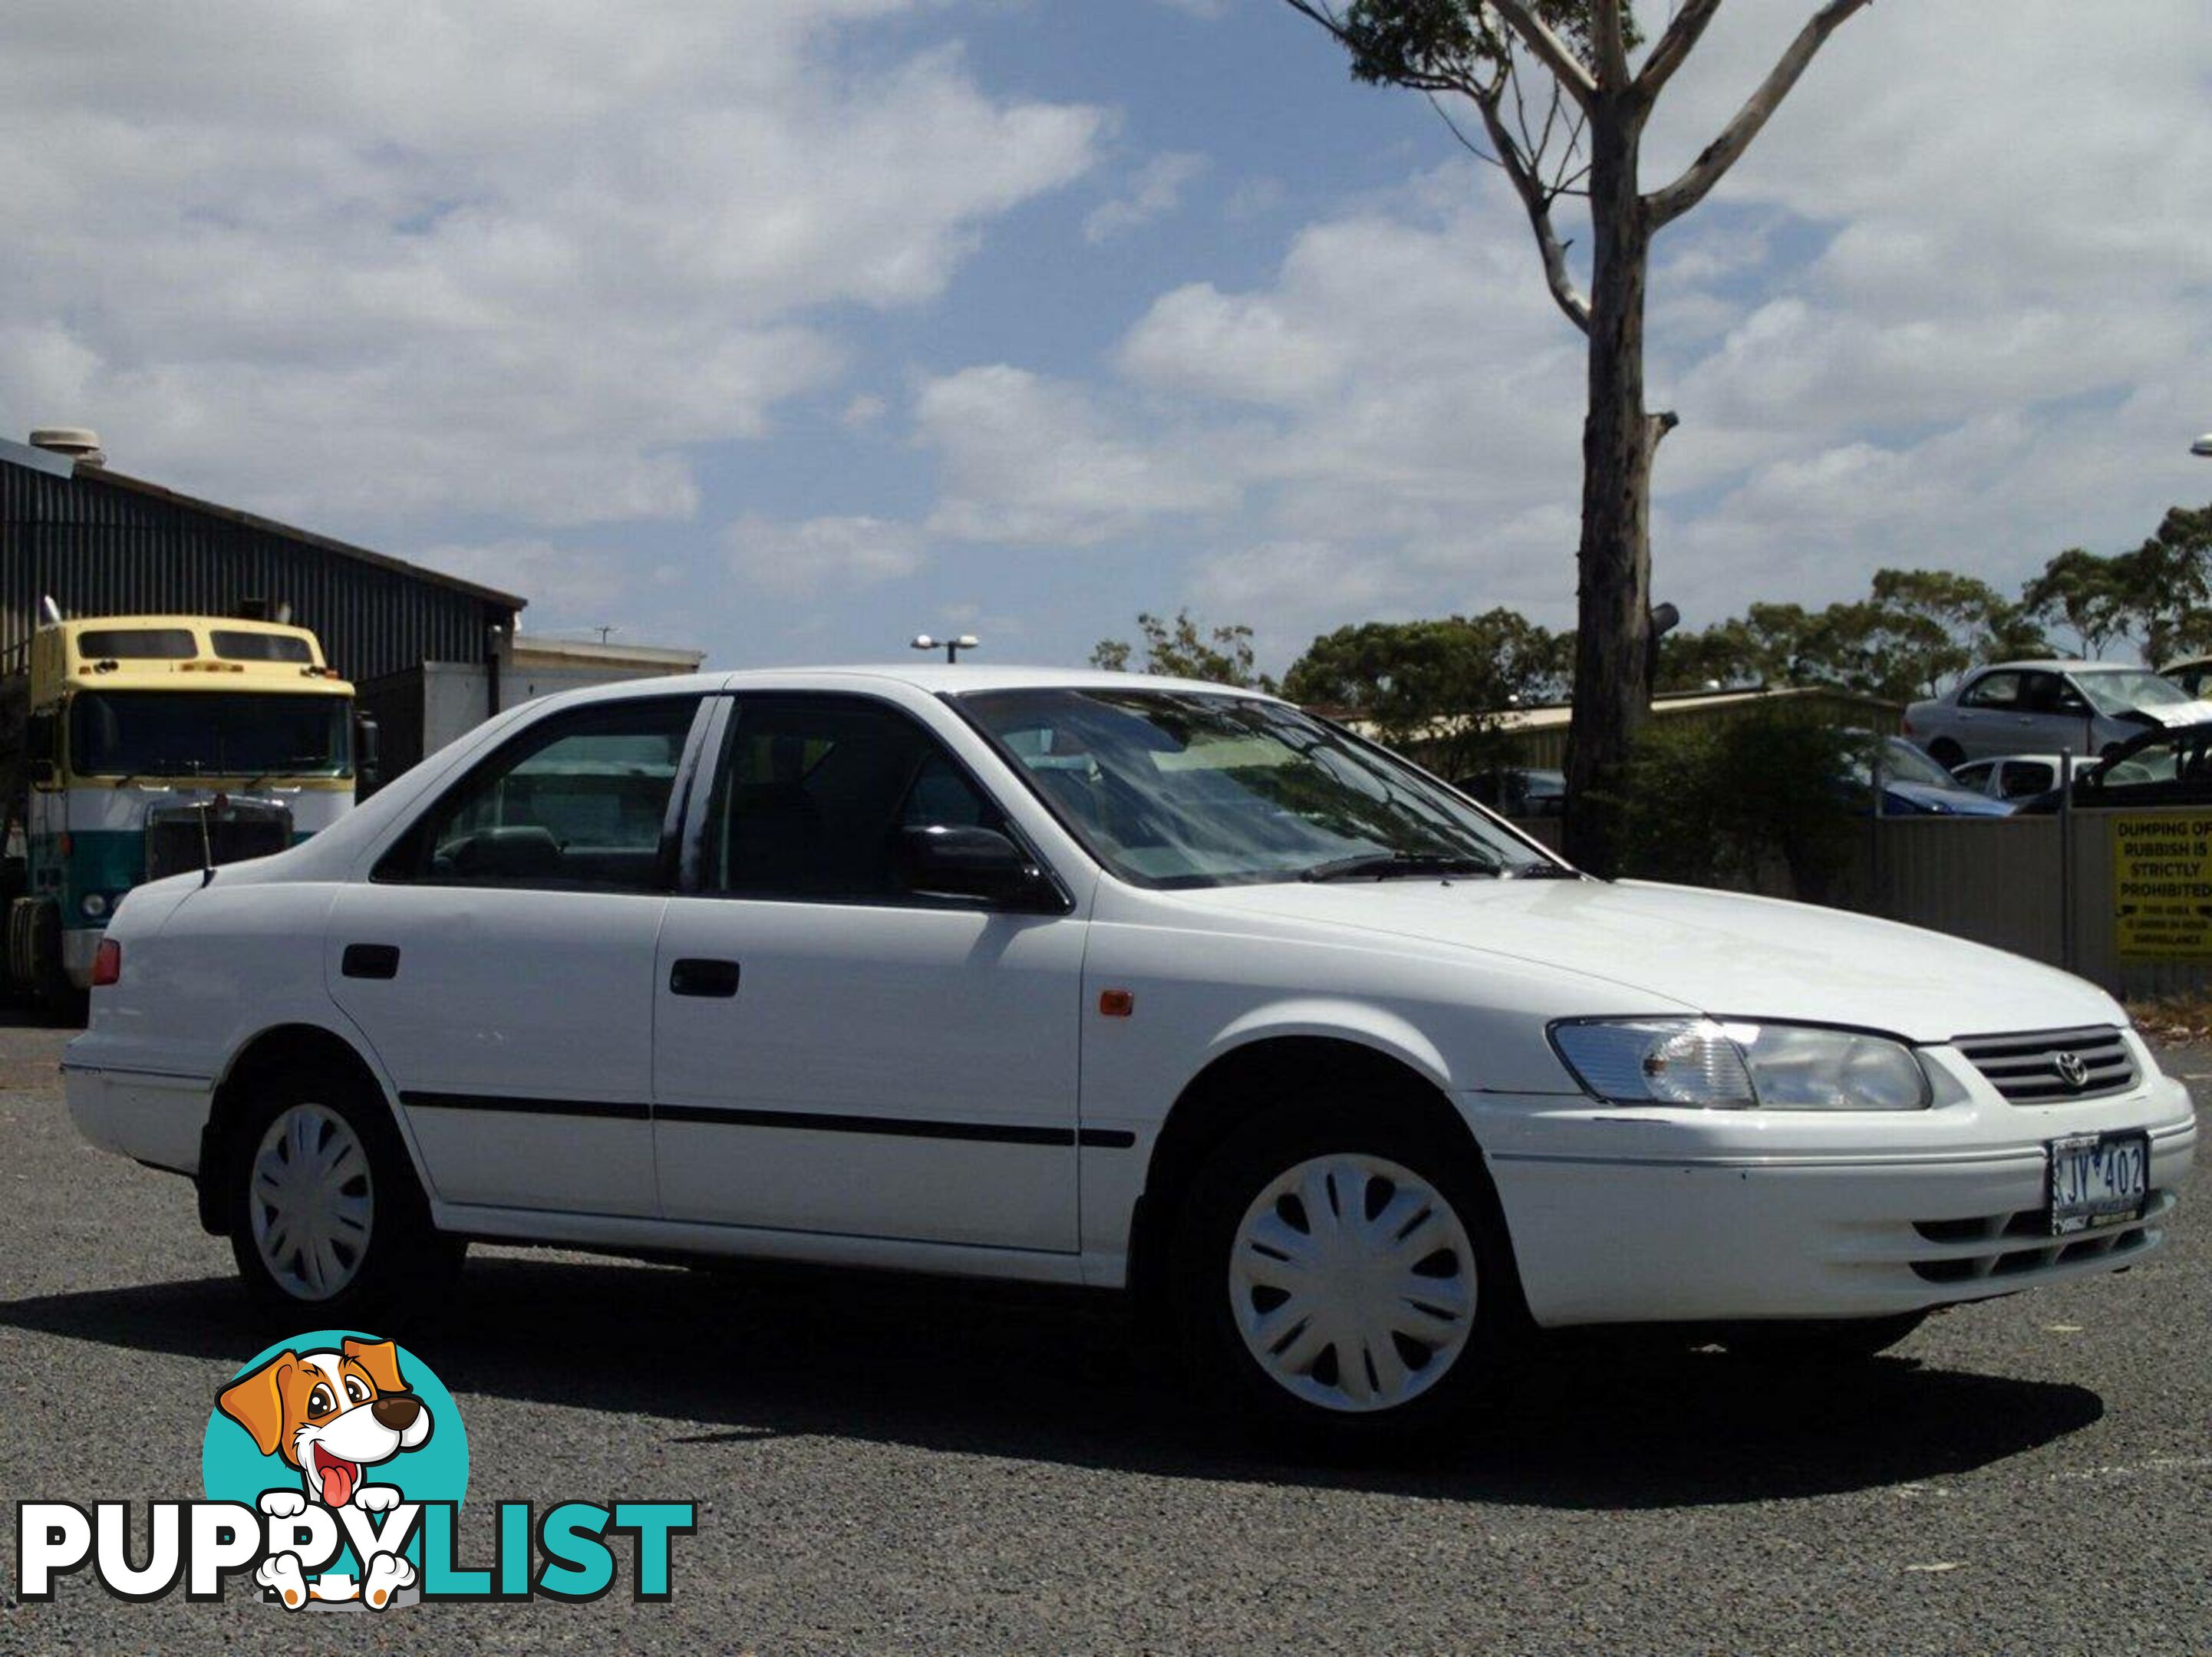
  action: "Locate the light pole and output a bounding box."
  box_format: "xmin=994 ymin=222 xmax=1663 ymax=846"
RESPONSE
xmin=912 ymin=633 xmax=980 ymax=664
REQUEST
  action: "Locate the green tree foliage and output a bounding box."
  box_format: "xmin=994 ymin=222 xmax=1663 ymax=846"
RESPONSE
xmin=1090 ymin=610 xmax=1276 ymax=691
xmin=1281 ymin=610 xmax=1571 ymax=778
xmin=1610 ymin=707 xmax=1868 ymax=901
xmin=1657 ymin=570 xmax=2046 ymax=703
xmin=2024 ymin=504 xmax=2212 ymax=665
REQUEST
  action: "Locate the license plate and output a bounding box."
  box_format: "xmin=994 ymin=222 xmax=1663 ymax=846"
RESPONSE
xmin=2046 ymin=1132 xmax=2150 ymax=1236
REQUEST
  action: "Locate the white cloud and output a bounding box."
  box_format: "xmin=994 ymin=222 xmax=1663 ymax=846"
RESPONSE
xmin=930 ymin=2 xmax=2212 ymax=658
xmin=916 ymin=364 xmax=1241 ymax=546
xmin=723 ymin=513 xmax=926 ymax=597
xmin=1083 ymin=152 xmax=1208 ymax=244
xmin=417 ymin=538 xmax=677 ymax=624
xmin=0 ymin=2 xmax=1103 ymax=535
xmin=841 ymin=393 xmax=891 ymax=430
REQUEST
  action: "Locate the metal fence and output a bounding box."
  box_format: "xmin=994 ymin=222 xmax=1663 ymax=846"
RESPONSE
xmin=1849 ymin=811 xmax=2210 ymax=1001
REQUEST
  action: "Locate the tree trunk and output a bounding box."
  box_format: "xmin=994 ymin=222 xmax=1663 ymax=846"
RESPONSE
xmin=1561 ymin=100 xmax=1657 ymax=877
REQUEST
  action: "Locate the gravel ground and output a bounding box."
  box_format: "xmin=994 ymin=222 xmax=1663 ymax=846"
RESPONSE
xmin=1 ymin=1019 xmax=2206 ymax=1655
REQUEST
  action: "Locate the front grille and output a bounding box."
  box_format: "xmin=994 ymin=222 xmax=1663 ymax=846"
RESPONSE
xmin=1906 ymin=1192 xmax=2170 ymax=1284
xmin=145 ymin=802 xmax=292 ymax=881
xmin=1954 ymin=1025 xmax=2138 ymax=1102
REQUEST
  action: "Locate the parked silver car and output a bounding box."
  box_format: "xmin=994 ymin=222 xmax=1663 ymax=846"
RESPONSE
xmin=1904 ymin=661 xmax=2210 ymax=766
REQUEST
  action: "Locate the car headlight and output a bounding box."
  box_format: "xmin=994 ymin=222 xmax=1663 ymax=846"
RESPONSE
xmin=81 ymin=891 xmax=108 ymax=918
xmin=1551 ymin=1019 xmax=1931 ymax=1111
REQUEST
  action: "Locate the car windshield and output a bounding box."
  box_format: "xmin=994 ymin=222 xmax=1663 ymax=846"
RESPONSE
xmin=960 ymin=687 xmax=1542 ymax=888
xmin=2097 ymin=731 xmax=2212 ymax=789
xmin=69 ymin=691 xmax=351 ymax=779
xmin=2073 ymin=669 xmax=2191 ymax=716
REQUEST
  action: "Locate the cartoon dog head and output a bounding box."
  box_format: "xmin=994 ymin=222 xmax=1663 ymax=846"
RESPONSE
xmin=217 ymin=1338 xmax=433 ymax=1507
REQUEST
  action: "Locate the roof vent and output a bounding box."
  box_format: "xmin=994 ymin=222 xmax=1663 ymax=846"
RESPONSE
xmin=28 ymin=427 xmax=106 ymax=467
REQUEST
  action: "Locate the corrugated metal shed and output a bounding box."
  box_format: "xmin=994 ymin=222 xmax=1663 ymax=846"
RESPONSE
xmin=0 ymin=436 xmax=523 ymax=684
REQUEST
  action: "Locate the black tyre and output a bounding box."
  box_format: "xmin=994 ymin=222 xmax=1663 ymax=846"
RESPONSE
xmin=1717 ymin=1310 xmax=1927 ymax=1366
xmin=1170 ymin=1096 xmax=1523 ymax=1445
xmin=1925 ymin=738 xmax=1965 ymax=770
xmin=223 ymin=1062 xmax=463 ymax=1317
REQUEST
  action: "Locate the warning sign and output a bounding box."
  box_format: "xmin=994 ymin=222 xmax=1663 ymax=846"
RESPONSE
xmin=2114 ymin=815 xmax=2212 ymax=962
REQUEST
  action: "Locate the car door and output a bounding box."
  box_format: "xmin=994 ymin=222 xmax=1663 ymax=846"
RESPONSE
xmin=651 ymin=692 xmax=1086 ymax=1251
xmin=1950 ymin=670 xmax=2024 ymax=757
xmin=2015 ymin=671 xmax=2098 ymax=756
xmin=327 ymin=692 xmax=711 ymax=1217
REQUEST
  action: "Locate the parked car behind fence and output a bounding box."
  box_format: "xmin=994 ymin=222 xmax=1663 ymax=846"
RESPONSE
xmin=1950 ymin=753 xmax=2068 ymax=804
xmin=1904 ymin=661 xmax=2210 ymax=767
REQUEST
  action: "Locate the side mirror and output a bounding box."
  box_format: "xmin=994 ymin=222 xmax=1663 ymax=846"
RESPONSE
xmin=354 ymin=710 xmax=382 ymax=789
xmin=897 ymin=825 xmax=1059 ymax=911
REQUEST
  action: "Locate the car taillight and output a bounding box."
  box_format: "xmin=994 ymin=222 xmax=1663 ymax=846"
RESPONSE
xmin=91 ymin=938 xmax=121 ymax=987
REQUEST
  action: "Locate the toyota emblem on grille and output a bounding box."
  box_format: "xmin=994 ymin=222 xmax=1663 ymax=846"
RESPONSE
xmin=2053 ymin=1051 xmax=2091 ymax=1091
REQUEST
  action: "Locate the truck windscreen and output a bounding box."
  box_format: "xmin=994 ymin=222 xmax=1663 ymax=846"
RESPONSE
xmin=68 ymin=693 xmax=352 ymax=779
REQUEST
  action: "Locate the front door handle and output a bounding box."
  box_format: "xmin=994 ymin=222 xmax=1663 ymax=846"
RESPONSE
xmin=341 ymin=944 xmax=401 ymax=980
xmin=669 ymin=957 xmax=740 ymax=998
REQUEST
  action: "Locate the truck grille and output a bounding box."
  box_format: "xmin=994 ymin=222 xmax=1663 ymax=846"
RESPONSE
xmin=1953 ymin=1026 xmax=2138 ymax=1103
xmin=144 ymin=800 xmax=293 ymax=881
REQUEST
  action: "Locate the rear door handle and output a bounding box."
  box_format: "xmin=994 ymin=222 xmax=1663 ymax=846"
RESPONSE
xmin=341 ymin=944 xmax=401 ymax=980
xmin=669 ymin=957 xmax=740 ymax=998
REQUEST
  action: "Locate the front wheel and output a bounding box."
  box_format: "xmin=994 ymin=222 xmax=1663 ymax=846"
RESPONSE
xmin=223 ymin=1065 xmax=463 ymax=1316
xmin=1171 ymin=1102 xmax=1521 ymax=1443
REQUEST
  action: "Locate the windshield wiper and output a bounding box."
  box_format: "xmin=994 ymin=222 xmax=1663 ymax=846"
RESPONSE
xmin=1301 ymin=851 xmax=1502 ymax=883
xmin=1506 ymin=858 xmax=1580 ymax=880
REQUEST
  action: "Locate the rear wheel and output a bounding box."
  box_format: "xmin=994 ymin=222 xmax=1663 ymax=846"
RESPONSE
xmin=1171 ymin=1099 xmax=1521 ymax=1444
xmin=1924 ymin=737 xmax=1965 ymax=769
xmin=223 ymin=1064 xmax=462 ymax=1316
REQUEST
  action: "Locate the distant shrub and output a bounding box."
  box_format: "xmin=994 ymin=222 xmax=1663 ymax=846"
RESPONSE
xmin=1607 ymin=710 xmax=1871 ymax=901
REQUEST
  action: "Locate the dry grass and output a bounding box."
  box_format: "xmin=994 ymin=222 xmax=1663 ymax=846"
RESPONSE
xmin=2130 ymin=995 xmax=2212 ymax=1046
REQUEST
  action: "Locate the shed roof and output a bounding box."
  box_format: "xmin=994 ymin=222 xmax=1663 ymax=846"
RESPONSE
xmin=0 ymin=436 xmax=525 ymax=612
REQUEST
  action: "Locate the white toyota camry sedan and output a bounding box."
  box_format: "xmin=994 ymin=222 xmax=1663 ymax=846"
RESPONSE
xmin=64 ymin=667 xmax=2197 ymax=1437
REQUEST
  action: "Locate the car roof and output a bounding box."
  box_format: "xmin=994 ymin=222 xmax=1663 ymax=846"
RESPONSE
xmin=528 ymin=663 xmax=1289 ymax=707
xmin=1973 ymin=659 xmax=2162 ymax=675
xmin=721 ymin=663 xmax=1279 ymax=697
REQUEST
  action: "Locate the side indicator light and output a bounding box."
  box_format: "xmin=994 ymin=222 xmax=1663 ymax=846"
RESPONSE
xmin=1098 ymin=989 xmax=1135 ymax=1018
xmin=91 ymin=938 xmax=121 ymax=987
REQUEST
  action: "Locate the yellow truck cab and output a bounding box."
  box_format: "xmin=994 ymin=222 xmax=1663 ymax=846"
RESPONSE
xmin=3 ymin=612 xmax=360 ymax=1009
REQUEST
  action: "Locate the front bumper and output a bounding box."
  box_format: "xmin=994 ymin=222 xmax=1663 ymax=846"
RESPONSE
xmin=1465 ymin=1039 xmax=2197 ymax=1327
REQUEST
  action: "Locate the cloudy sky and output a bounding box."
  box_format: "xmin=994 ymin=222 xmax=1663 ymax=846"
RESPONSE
xmin=4 ymin=2 xmax=2210 ymax=674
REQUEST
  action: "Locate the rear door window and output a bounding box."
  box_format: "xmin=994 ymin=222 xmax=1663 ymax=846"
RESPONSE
xmin=381 ymin=697 xmax=704 ymax=891
xmin=1960 ymin=672 xmax=2022 ymax=710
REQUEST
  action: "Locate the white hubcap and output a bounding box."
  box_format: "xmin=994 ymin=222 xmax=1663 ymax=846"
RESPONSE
xmin=1228 ymin=1152 xmax=1477 ymax=1414
xmin=249 ymin=1105 xmax=374 ymax=1301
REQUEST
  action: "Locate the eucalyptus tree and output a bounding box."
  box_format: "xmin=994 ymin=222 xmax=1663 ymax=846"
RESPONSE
xmin=1280 ymin=0 xmax=1874 ymax=869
